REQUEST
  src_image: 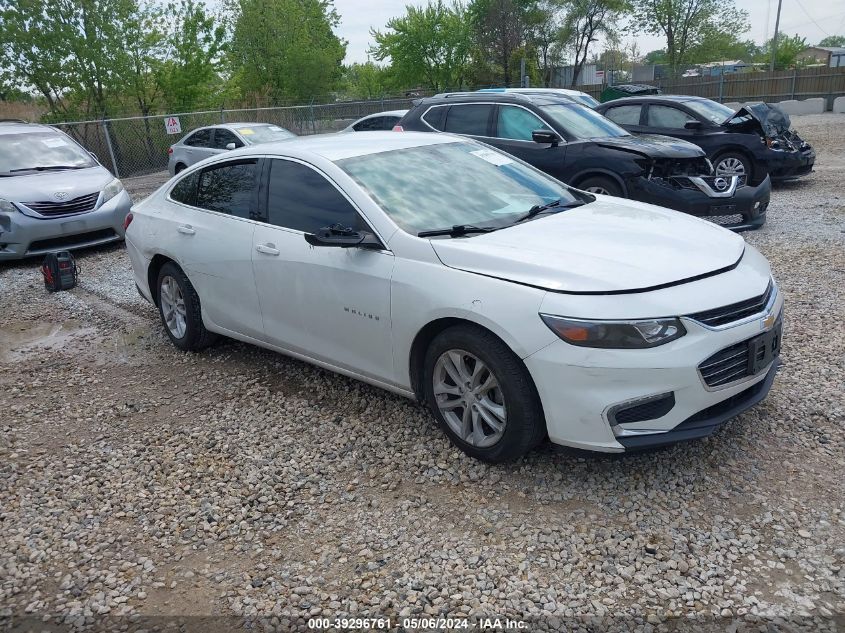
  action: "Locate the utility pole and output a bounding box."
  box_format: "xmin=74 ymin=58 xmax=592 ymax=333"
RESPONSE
xmin=770 ymin=0 xmax=783 ymax=71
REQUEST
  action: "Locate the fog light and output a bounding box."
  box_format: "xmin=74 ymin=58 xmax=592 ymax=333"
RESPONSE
xmin=754 ymin=201 xmax=761 ymax=210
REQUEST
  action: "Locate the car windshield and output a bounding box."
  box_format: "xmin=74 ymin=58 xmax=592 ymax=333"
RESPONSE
xmin=684 ymin=99 xmax=736 ymax=123
xmin=235 ymin=125 xmax=296 ymax=144
xmin=539 ymin=103 xmax=629 ymax=139
xmin=337 ymin=141 xmax=580 ymax=235
xmin=0 ymin=131 xmax=96 ymax=175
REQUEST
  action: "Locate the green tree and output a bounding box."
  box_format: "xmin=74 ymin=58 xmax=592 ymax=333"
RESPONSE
xmin=370 ymin=1 xmax=472 ymax=92
xmin=685 ymin=30 xmax=760 ymax=65
xmin=562 ymin=0 xmax=629 ymax=87
xmin=157 ymin=0 xmax=227 ymax=112
xmin=341 ymin=62 xmax=397 ymax=99
xmin=818 ymin=35 xmax=845 ymax=48
xmin=760 ymin=33 xmax=807 ymax=69
xmin=468 ymin=0 xmax=537 ymax=86
xmin=0 ymin=0 xmax=140 ymax=118
xmin=627 ymin=0 xmax=748 ymax=75
xmin=230 ymin=0 xmax=346 ymax=103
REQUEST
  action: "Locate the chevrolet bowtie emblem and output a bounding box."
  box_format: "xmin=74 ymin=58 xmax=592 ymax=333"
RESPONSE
xmin=762 ymin=312 xmax=776 ymax=329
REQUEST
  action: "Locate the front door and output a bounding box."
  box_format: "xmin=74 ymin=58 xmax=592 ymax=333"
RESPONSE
xmin=487 ymin=104 xmax=568 ymax=179
xmin=252 ymin=158 xmax=395 ymax=383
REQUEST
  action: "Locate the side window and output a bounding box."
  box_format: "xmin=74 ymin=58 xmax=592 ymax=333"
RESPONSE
xmin=444 ymin=104 xmax=493 ymax=136
xmin=195 ymin=160 xmax=258 ymax=219
xmin=169 ymin=171 xmax=199 ymax=206
xmin=266 ymin=159 xmax=362 ymax=233
xmin=213 ymin=129 xmax=243 ymax=149
xmin=422 ymin=106 xmax=447 ymax=131
xmin=184 ymin=129 xmax=212 ymax=147
xmin=354 ymin=117 xmax=385 ymax=132
xmin=604 ymin=105 xmax=642 ymax=126
xmin=496 ymin=105 xmax=550 ymax=141
xmin=647 ymin=105 xmax=696 ymax=128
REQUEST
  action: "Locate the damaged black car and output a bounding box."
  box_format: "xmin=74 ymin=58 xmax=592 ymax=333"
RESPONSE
xmin=397 ymin=92 xmax=770 ymax=231
xmin=596 ymin=95 xmax=815 ymax=182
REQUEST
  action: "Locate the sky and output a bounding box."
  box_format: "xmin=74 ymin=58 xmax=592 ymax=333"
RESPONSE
xmin=332 ymin=0 xmax=845 ymax=65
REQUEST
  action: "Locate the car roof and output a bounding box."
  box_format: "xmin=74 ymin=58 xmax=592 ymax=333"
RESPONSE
xmin=356 ymin=110 xmax=409 ymax=119
xmin=424 ymin=92 xmax=581 ymax=107
xmin=0 ymin=121 xmax=60 ymax=136
xmin=222 ymin=130 xmax=461 ymax=162
xmin=600 ymin=95 xmax=707 ymax=105
xmin=480 ymin=87 xmax=592 ymax=97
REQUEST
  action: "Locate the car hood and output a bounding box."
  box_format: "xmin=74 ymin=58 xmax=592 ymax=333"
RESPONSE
xmin=429 ymin=197 xmax=745 ymax=293
xmin=592 ymin=134 xmax=705 ymax=159
xmin=1 ymin=166 xmax=113 ymax=203
xmin=724 ymin=102 xmax=791 ymax=137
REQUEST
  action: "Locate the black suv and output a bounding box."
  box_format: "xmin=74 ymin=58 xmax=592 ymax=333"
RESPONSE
xmin=398 ymin=92 xmax=771 ymax=230
xmin=595 ymin=96 xmax=814 ymax=182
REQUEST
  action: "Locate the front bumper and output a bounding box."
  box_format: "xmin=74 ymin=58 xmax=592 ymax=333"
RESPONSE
xmin=627 ymin=175 xmax=770 ymax=231
xmin=768 ymin=147 xmax=815 ymax=181
xmin=0 ymin=190 xmax=131 ymax=260
xmin=525 ymin=290 xmax=784 ymax=453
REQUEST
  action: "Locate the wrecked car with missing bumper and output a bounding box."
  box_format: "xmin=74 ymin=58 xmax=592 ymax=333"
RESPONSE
xmin=597 ymin=96 xmax=815 ymax=185
xmin=397 ymin=92 xmax=770 ymax=231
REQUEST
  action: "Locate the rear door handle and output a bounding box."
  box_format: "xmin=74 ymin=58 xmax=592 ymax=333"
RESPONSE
xmin=255 ymin=243 xmax=280 ymax=256
xmin=177 ymin=225 xmax=195 ymax=235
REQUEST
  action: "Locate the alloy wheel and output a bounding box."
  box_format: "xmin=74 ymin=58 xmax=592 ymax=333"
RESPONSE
xmin=159 ymin=275 xmax=187 ymax=339
xmin=584 ymin=186 xmax=611 ymax=195
xmin=432 ymin=349 xmax=507 ymax=448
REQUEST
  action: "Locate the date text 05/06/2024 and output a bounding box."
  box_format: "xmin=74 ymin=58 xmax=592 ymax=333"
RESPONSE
xmin=307 ymin=617 xmax=528 ymax=630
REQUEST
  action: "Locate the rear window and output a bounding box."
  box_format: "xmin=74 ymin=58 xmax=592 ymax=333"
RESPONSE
xmin=444 ymin=104 xmax=492 ymax=136
xmin=184 ymin=129 xmax=212 ymax=147
xmin=0 ymin=131 xmax=96 ymax=175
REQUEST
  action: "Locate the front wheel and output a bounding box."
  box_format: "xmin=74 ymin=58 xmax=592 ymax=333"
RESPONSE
xmin=713 ymin=152 xmax=751 ymax=179
xmin=156 ymin=262 xmax=217 ymax=352
xmin=578 ymin=175 xmax=623 ymax=197
xmin=424 ymin=325 xmax=546 ymax=463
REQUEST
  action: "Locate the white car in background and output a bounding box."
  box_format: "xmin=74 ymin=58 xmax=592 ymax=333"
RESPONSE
xmin=167 ymin=123 xmax=296 ymax=175
xmin=126 ymin=132 xmax=782 ymax=462
xmin=341 ymin=110 xmax=409 ymax=132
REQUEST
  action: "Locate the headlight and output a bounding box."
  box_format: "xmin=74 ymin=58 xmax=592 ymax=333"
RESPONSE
xmin=540 ymin=314 xmax=686 ymax=349
xmin=100 ymin=178 xmax=124 ymax=205
xmin=0 ymin=198 xmax=17 ymax=214
xmin=766 ymin=138 xmax=794 ymax=152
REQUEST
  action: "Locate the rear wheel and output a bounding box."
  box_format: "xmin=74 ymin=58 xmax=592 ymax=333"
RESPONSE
xmin=424 ymin=325 xmax=545 ymax=463
xmin=156 ymin=262 xmax=217 ymax=352
xmin=174 ymin=163 xmax=187 ymax=174
xmin=578 ymin=175 xmax=623 ymax=197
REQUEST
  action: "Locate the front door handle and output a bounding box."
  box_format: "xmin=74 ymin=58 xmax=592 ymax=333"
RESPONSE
xmin=255 ymin=243 xmax=280 ymax=256
xmin=177 ymin=224 xmax=195 ymax=235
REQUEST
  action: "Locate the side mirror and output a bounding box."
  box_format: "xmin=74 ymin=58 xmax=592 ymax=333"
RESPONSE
xmin=226 ymin=142 xmax=236 ymax=150
xmin=304 ymin=224 xmax=383 ymax=250
xmin=532 ymin=129 xmax=561 ymax=146
xmin=684 ymin=120 xmax=702 ymax=130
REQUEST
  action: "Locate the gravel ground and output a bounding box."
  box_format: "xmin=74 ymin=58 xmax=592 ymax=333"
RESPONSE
xmin=1 ymin=115 xmax=843 ymax=633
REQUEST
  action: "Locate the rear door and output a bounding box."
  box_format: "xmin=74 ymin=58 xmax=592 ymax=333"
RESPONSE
xmin=162 ymin=159 xmax=264 ymax=338
xmin=486 ymin=104 xmax=567 ymax=178
xmin=181 ymin=128 xmax=215 ymax=165
xmin=252 ymin=158 xmax=395 ymax=382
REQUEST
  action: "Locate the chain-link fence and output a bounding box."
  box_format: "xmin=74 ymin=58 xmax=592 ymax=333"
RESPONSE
xmin=52 ymin=97 xmax=420 ymax=179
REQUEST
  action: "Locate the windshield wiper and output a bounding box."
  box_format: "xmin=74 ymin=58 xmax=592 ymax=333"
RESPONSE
xmin=515 ymin=198 xmax=586 ymax=223
xmin=9 ymin=165 xmax=86 ymax=172
xmin=418 ymin=225 xmax=499 ymax=238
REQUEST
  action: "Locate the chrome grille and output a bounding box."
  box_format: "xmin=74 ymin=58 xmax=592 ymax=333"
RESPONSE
xmin=698 ymin=342 xmax=751 ymax=387
xmin=687 ymin=282 xmax=774 ymax=327
xmin=23 ymin=191 xmax=100 ymax=217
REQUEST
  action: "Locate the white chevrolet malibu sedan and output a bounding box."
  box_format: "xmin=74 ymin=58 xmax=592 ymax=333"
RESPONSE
xmin=125 ymin=132 xmax=782 ymax=462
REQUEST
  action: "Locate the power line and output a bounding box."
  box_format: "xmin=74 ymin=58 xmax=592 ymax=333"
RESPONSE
xmin=793 ymin=0 xmax=830 ymax=37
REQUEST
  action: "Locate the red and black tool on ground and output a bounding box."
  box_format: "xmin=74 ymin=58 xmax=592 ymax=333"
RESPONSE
xmin=41 ymin=250 xmax=78 ymax=292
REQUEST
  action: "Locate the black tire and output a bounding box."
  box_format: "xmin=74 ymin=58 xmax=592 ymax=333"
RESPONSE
xmin=423 ymin=324 xmax=546 ymax=463
xmin=577 ymin=175 xmax=623 ymax=197
xmin=174 ymin=163 xmax=187 ymax=174
xmin=712 ymin=151 xmax=752 ymax=180
xmin=155 ymin=262 xmax=217 ymax=352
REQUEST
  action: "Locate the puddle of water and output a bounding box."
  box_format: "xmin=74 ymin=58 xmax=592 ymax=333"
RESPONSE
xmin=0 ymin=320 xmax=94 ymax=362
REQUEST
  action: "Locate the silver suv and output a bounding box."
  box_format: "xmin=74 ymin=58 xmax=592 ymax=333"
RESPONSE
xmin=167 ymin=123 xmax=296 ymax=175
xmin=0 ymin=121 xmax=131 ymax=261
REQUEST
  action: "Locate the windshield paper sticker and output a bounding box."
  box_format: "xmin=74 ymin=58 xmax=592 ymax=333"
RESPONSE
xmin=238 ymin=128 xmax=255 ymax=135
xmin=470 ymin=149 xmax=513 ymax=166
xmin=42 ymin=138 xmax=69 ymax=148
xmin=268 ymin=126 xmax=283 ymax=131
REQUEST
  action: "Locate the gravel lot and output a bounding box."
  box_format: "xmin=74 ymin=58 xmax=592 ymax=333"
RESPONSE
xmin=1 ymin=115 xmax=843 ymax=633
